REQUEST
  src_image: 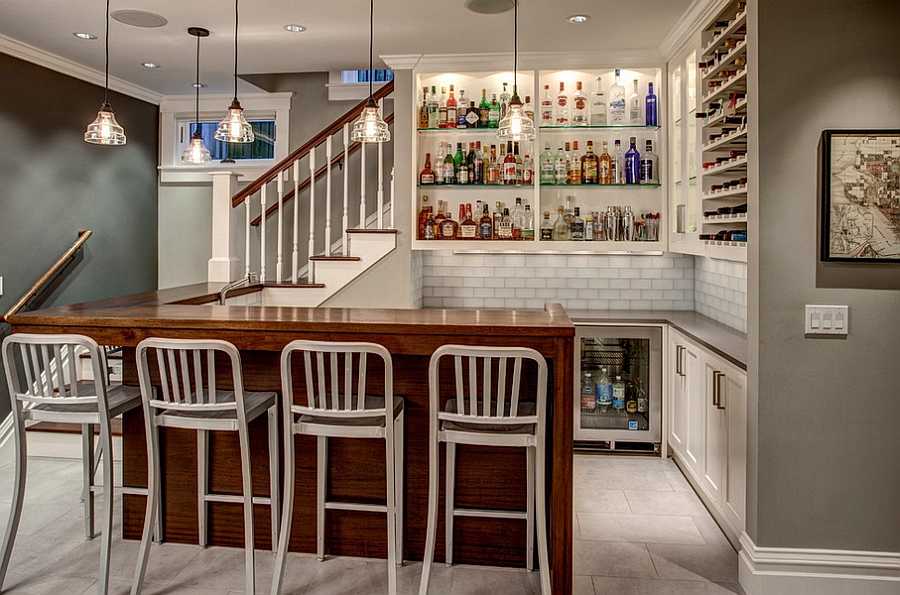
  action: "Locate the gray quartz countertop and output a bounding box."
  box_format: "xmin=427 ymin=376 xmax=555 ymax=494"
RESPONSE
xmin=566 ymin=310 xmax=748 ymax=370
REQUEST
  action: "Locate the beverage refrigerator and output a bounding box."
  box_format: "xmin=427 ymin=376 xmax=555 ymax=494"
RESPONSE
xmin=574 ymin=325 xmax=663 ymax=452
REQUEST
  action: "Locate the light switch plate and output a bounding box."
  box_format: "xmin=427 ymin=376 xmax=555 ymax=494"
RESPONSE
xmin=805 ymin=305 xmax=849 ymax=335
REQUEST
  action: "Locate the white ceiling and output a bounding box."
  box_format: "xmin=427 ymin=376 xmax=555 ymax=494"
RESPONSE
xmin=0 ymin=0 xmax=696 ymax=97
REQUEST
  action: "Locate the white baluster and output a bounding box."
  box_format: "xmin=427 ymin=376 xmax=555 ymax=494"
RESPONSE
xmin=360 ymin=141 xmax=367 ymax=230
xmin=260 ymin=183 xmax=267 ymax=284
xmin=292 ymin=160 xmax=299 ymax=283
xmin=390 ymin=167 xmax=395 ymax=229
xmin=276 ymin=173 xmax=284 ymax=283
xmin=308 ymin=147 xmax=316 ymax=282
xmin=342 ymin=124 xmax=350 ymax=256
xmin=244 ymin=196 xmax=251 ymax=278
xmin=325 ymin=136 xmax=333 ymax=257
xmin=377 ymin=140 xmax=384 ymax=229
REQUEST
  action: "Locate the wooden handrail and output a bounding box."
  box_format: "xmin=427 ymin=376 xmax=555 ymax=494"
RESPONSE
xmin=250 ymin=112 xmax=396 ymax=227
xmin=232 ymin=81 xmax=395 ymax=208
xmin=3 ymin=230 xmax=92 ymax=322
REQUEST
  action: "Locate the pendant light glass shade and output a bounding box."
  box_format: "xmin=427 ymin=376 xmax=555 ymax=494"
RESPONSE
xmin=84 ymin=0 xmax=126 ymax=146
xmin=182 ymin=130 xmax=212 ymax=163
xmin=216 ymin=0 xmax=254 ymax=144
xmin=352 ymin=0 xmax=390 ymax=144
xmin=183 ymin=27 xmax=212 ymax=163
xmin=85 ymin=103 xmax=127 ymax=145
xmin=496 ymin=0 xmax=534 ymax=142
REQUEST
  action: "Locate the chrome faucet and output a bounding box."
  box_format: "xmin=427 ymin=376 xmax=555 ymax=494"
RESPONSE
xmin=218 ymin=273 xmax=259 ymax=305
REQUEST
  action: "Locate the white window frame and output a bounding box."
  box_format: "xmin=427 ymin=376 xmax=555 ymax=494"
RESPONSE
xmin=326 ymin=70 xmax=391 ymax=101
xmin=158 ymin=92 xmax=293 ymax=184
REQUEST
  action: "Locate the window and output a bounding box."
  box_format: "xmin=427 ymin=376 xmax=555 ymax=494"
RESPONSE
xmin=179 ymin=120 xmax=276 ymax=162
xmin=341 ymin=69 xmax=394 ymax=84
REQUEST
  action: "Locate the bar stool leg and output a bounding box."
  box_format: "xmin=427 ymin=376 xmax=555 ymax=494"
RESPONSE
xmin=444 ymin=441 xmax=456 ymax=566
xmin=526 ymin=445 xmax=535 ymax=571
xmin=0 ymin=405 xmax=27 ymax=590
xmin=316 ymin=435 xmax=327 ymax=561
xmin=238 ymin=425 xmax=256 ymax=595
xmin=535 ymin=442 xmax=551 ymax=595
xmin=97 ymin=420 xmax=114 ymax=595
xmin=131 ymin=417 xmax=161 ymax=595
xmin=385 ymin=421 xmax=397 ymax=595
xmin=394 ymin=410 xmax=404 ymax=565
xmin=270 ymin=417 xmax=296 ymax=595
xmin=82 ymin=423 xmax=96 ymax=538
xmin=417 ymin=426 xmax=439 ymax=595
xmin=267 ymin=405 xmax=281 ymax=552
xmin=197 ymin=429 xmax=208 ymax=547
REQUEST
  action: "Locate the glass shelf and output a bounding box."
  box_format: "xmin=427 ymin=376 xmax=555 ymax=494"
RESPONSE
xmin=539 ymin=183 xmax=662 ymax=188
xmin=539 ymin=125 xmax=661 ymax=131
xmin=418 ymin=184 xmax=534 ymax=189
xmin=417 ymin=127 xmax=501 ymax=133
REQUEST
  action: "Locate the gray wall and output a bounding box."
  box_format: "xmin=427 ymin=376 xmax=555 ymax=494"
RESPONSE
xmin=0 ymin=52 xmax=159 ymax=418
xmin=751 ymin=0 xmax=900 ymax=552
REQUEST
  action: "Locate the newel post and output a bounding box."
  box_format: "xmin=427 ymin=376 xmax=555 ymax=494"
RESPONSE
xmin=208 ymin=171 xmax=243 ymax=283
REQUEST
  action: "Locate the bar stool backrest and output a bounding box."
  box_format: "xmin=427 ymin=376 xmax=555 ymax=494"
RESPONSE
xmin=2 ymin=333 xmax=106 ymax=408
xmin=136 ymin=338 xmax=246 ymax=415
xmin=429 ymin=344 xmax=547 ymax=432
xmin=281 ymin=340 xmax=393 ymax=420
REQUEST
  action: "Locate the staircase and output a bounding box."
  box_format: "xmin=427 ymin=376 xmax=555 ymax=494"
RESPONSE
xmin=212 ymin=82 xmax=396 ymax=308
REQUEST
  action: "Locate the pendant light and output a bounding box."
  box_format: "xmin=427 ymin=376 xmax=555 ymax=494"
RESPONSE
xmin=497 ymin=0 xmax=535 ymax=142
xmin=182 ymin=27 xmax=212 ymax=164
xmin=84 ymin=0 xmax=126 ymax=145
xmin=215 ymin=0 xmax=254 ymax=143
xmin=350 ymin=0 xmax=390 ymax=143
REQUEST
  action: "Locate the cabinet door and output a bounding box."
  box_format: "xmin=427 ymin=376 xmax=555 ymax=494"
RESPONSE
xmin=682 ymin=341 xmax=704 ymax=474
xmin=668 ymin=333 xmax=689 ymax=457
xmin=722 ymin=364 xmax=747 ymax=532
xmin=701 ymin=359 xmax=726 ymax=505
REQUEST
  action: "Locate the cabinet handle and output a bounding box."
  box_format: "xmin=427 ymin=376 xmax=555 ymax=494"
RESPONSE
xmin=717 ymin=372 xmax=726 ymax=410
xmin=675 ymin=345 xmax=684 ymax=376
xmin=712 ymin=371 xmax=721 ymax=407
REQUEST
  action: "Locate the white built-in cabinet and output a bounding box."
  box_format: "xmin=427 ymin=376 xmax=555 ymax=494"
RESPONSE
xmin=668 ymin=327 xmax=746 ymax=545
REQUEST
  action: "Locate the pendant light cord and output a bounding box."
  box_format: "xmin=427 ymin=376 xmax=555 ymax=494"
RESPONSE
xmin=512 ymin=0 xmax=518 ymax=96
xmin=233 ymin=0 xmax=239 ymax=102
xmin=104 ymin=0 xmax=110 ymax=104
xmin=195 ymin=34 xmax=201 ymax=127
xmin=368 ymin=0 xmax=374 ymax=99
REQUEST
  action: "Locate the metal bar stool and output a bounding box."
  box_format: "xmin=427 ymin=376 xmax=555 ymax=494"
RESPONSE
xmin=419 ymin=344 xmax=551 ymax=595
xmin=271 ymin=340 xmax=404 ymax=595
xmin=0 ymin=333 xmax=143 ymax=595
xmin=130 ymin=338 xmax=280 ymax=595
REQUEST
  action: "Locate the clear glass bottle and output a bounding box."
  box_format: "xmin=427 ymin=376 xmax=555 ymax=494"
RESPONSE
xmin=608 ymin=69 xmax=626 ymax=125
xmin=552 ymin=205 xmax=567 ymax=240
xmin=498 ymin=207 xmax=514 ymax=240
xmin=521 ymin=204 xmax=535 ymax=241
xmin=597 ymin=141 xmax=611 ymax=184
xmin=492 ymin=201 xmax=503 ymax=239
xmin=629 ymin=79 xmax=642 ymax=126
xmin=581 ymin=371 xmax=596 ymax=412
xmin=511 ymin=197 xmax=525 ymax=240
xmin=554 ymin=142 xmax=567 ymax=185
xmin=595 ymin=368 xmax=612 ymax=411
xmin=572 ymin=81 xmax=588 ymax=126
xmin=540 ymin=84 xmax=553 ymax=125
xmin=584 ymin=214 xmax=594 ymax=241
xmin=522 ymin=153 xmax=533 ymax=185
xmin=640 ymin=140 xmax=659 ymax=184
xmin=624 ymin=137 xmax=641 ymax=184
xmin=488 ymin=147 xmax=501 ymax=184
xmin=434 ymin=143 xmax=445 ymax=184
xmin=554 ymin=81 xmax=569 ymax=126
xmin=590 ymin=76 xmax=607 ymax=126
xmin=645 ymin=82 xmax=658 ymax=126
xmin=523 ymin=95 xmax=534 ymax=122
xmin=612 ymin=375 xmax=626 ymax=410
xmin=503 ymin=142 xmax=517 ymax=185
xmin=427 ymin=85 xmax=439 ymax=129
xmin=636 ymin=377 xmax=648 ymax=413
xmin=438 ymin=86 xmax=448 ymax=128
xmin=540 ymin=210 xmax=553 ymax=241
xmin=539 ymin=141 xmax=555 ymax=184
xmin=570 ymin=207 xmax=585 ymax=240
xmin=499 ymin=82 xmax=510 ymax=119
xmin=611 ymin=139 xmax=625 ymax=184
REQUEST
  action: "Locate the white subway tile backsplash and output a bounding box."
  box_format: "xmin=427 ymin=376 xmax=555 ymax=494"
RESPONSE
xmin=505 ymin=277 xmax=527 ymax=288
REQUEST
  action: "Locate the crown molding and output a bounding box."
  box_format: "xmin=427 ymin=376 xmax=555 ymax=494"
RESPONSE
xmin=658 ymin=0 xmax=731 ymax=60
xmin=388 ymin=50 xmax=664 ymax=74
xmin=0 ymin=33 xmax=163 ymax=105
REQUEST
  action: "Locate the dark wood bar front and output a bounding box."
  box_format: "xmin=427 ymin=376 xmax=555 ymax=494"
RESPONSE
xmin=8 ymin=284 xmax=575 ymax=595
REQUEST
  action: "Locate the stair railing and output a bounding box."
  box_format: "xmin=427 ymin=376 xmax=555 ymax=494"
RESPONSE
xmin=3 ymin=230 xmax=92 ymax=322
xmin=230 ymin=82 xmax=394 ymax=285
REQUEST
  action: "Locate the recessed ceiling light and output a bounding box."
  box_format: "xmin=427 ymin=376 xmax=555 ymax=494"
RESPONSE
xmin=111 ymin=10 xmax=168 ymax=28
xmin=567 ymin=14 xmax=591 ymax=23
xmin=284 ymin=24 xmax=306 ymax=32
xmin=465 ymin=0 xmax=513 ymax=15
xmin=74 ymin=32 xmax=97 ymax=40
xmin=141 ymin=62 xmax=161 ymax=69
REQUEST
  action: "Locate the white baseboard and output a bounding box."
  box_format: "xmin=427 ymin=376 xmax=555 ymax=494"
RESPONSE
xmin=739 ymin=533 xmax=900 ymax=595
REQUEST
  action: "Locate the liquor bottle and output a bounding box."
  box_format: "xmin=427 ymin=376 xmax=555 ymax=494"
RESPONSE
xmin=522 ymin=153 xmax=533 ymax=185
xmin=593 ymin=211 xmax=604 ymax=241
xmin=438 ymin=206 xmax=459 ymax=240
xmin=434 ymin=143 xmax=445 ymax=184
xmin=564 ymin=142 xmax=572 ymax=184
xmin=466 ymin=142 xmax=477 ymax=184
xmin=423 ymin=207 xmax=436 ymax=240
xmin=500 ymin=82 xmax=510 ymax=119
xmin=580 ymin=372 xmax=595 ymax=412
xmin=503 ymin=142 xmax=517 ymax=185
xmin=418 ymin=195 xmax=431 ymax=239
xmin=608 ymin=69 xmax=626 ymax=125
xmin=582 ymin=141 xmax=600 ymax=184
xmin=488 ymin=146 xmax=501 ymax=184
xmin=554 ymin=142 xmax=567 ymax=185
xmin=479 ymin=204 xmax=493 ymax=239
xmin=478 ymin=89 xmax=490 ymax=128
xmin=521 ymin=204 xmax=535 ymax=241
xmin=446 ymin=84 xmax=458 ymax=129
xmin=492 ymin=201 xmax=503 ymax=239
xmin=418 ymin=87 xmax=429 ymax=129
xmin=466 ymin=101 xmax=479 ymax=128
xmin=427 ymin=85 xmax=439 ymax=129
xmin=540 ymin=84 xmax=553 ymax=125
xmin=523 ymin=95 xmax=534 ymax=122
xmin=624 ymin=137 xmax=641 ymax=184
xmin=596 ymin=141 xmax=610 ymax=184
xmin=419 ymin=152 xmax=435 ymax=185
xmin=489 ymin=93 xmax=501 ymax=128
xmin=572 ymin=81 xmax=588 ymax=126
xmin=552 ymin=205 xmax=567 ymax=240
xmin=511 ymin=197 xmax=525 ymax=240
xmin=640 ymin=140 xmax=659 ymax=184
xmin=611 ymin=139 xmax=625 ymax=184
xmin=539 ymin=142 xmax=555 ymax=184
xmin=459 ymin=204 xmax=478 ymax=239
xmin=514 ymin=142 xmax=523 ymax=184
xmin=612 ymin=375 xmax=626 ymax=410
xmin=438 ymin=86 xmax=448 ymax=128
xmin=590 ymin=76 xmax=607 ymax=126
xmin=555 ymin=81 xmax=569 ymax=126
xmin=636 ymin=378 xmax=648 ymax=413
xmin=498 ymin=207 xmax=514 ymax=240
xmin=629 ymin=79 xmax=642 ymax=125
xmin=596 ymin=368 xmax=612 ymax=411
xmin=442 ymin=146 xmax=455 ymax=184
xmin=584 ymin=214 xmax=594 ymax=241
xmin=625 ymin=381 xmax=638 ymax=414
xmin=434 ymin=200 xmax=446 ymax=232
xmin=540 ymin=210 xmax=553 ymax=241
xmin=473 ymin=141 xmax=484 ymax=184
xmin=645 ymin=82 xmax=658 ymax=126
xmin=456 ymin=89 xmax=468 ymax=128
xmin=482 ymin=144 xmax=491 ymax=182
xmin=570 ymin=207 xmax=585 ymax=240
xmin=454 ymin=143 xmax=468 ymax=184
xmin=564 ymin=195 xmax=574 ymax=234
xmin=570 ymin=140 xmax=582 ymax=184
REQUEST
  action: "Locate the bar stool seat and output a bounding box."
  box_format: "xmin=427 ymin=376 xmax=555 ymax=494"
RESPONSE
xmin=130 ymin=338 xmax=280 ymax=595
xmin=419 ymin=344 xmax=551 ymax=595
xmin=0 ymin=333 xmax=142 ymax=595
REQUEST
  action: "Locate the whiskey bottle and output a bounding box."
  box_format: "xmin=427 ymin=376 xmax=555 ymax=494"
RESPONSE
xmin=487 ymin=147 xmax=501 ymax=184
xmin=540 ymin=84 xmax=553 ymax=125
xmin=629 ymin=79 xmax=642 ymax=126
xmin=590 ymin=76 xmax=607 ymax=126
xmin=521 ymin=204 xmax=535 ymax=241
xmin=572 ymin=81 xmax=588 ymax=126
xmin=419 ymin=152 xmax=435 ymax=185
xmin=434 ymin=200 xmax=446 ymax=233
xmin=540 ymin=210 xmax=553 ymax=241
xmin=511 ymin=197 xmax=525 ymax=240
xmin=582 ymin=141 xmax=600 ymax=184
xmin=645 ymin=82 xmax=658 ymax=126
xmin=564 ymin=142 xmax=573 ymax=184
xmin=570 ymin=207 xmax=585 ymax=240
xmin=555 ymin=81 xmax=569 ymax=126
xmin=459 ymin=204 xmax=478 ymax=239
xmin=479 ymin=204 xmax=493 ymax=239
xmin=596 ymin=141 xmax=610 ymax=184
xmin=423 ymin=208 xmax=436 ymax=240
xmin=609 ymin=69 xmax=626 ymax=125
xmin=570 ymin=140 xmax=582 ymax=185
xmin=498 ymin=208 xmax=514 ymax=240
xmin=552 ymin=205 xmax=567 ymax=241
xmin=417 ymin=195 xmax=431 ymax=239
xmin=446 ymin=84 xmax=458 ymax=129
xmin=438 ymin=206 xmax=459 ymax=240
xmin=418 ymin=86 xmax=429 ymax=129
xmin=456 ymin=89 xmax=468 ymax=128
xmin=624 ymin=137 xmax=641 ymax=184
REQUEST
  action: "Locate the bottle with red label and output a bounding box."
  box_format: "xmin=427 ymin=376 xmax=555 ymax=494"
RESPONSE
xmin=503 ymin=141 xmax=518 ymax=185
xmin=554 ymin=82 xmax=569 ymax=126
xmin=572 ymin=81 xmax=588 ymax=126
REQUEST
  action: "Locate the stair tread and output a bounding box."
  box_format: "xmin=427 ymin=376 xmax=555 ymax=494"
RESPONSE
xmin=263 ymin=282 xmax=326 ymax=288
xmin=346 ymin=228 xmax=399 ymax=234
xmin=309 ymin=255 xmax=362 ymax=261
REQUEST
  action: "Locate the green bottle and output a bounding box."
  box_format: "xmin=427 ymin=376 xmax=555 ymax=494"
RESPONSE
xmin=478 ymin=89 xmax=490 ymax=128
xmin=454 ymin=142 xmax=468 ymax=184
xmin=488 ymin=93 xmax=501 ymax=128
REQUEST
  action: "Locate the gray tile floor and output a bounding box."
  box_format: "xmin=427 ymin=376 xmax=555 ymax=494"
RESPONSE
xmin=0 ymin=454 xmax=742 ymax=594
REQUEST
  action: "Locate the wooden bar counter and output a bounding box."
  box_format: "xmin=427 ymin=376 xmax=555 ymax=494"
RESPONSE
xmin=8 ymin=284 xmax=575 ymax=595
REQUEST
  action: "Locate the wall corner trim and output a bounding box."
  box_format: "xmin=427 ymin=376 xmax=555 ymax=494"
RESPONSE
xmin=658 ymin=0 xmax=732 ymax=59
xmin=738 ymin=532 xmax=900 ymax=595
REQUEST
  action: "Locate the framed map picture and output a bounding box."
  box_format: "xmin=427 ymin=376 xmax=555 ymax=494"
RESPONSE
xmin=821 ymin=130 xmax=900 ymax=262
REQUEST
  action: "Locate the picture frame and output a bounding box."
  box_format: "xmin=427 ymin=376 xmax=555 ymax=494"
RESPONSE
xmin=821 ymin=129 xmax=900 ymax=262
